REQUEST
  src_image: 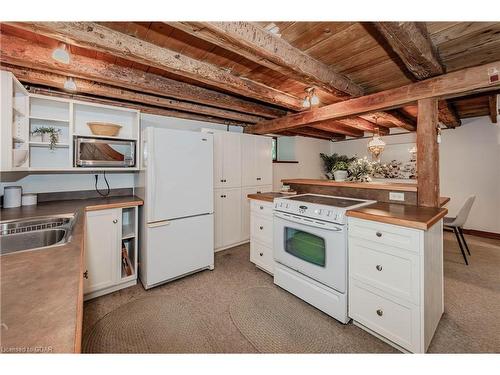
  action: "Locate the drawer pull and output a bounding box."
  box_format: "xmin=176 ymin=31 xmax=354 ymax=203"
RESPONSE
xmin=259 ymin=252 xmax=263 ymax=257
xmin=260 ymin=206 xmax=264 ymax=210
xmin=376 ymin=265 xmax=383 ymax=271
xmin=113 ymin=219 xmax=118 ymax=224
xmin=376 ymin=309 xmax=383 ymax=317
xmin=259 ymin=226 xmax=264 ymax=230
xmin=376 ymin=231 xmax=382 ymax=237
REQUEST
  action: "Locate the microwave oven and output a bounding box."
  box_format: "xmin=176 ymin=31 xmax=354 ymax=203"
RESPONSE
xmin=74 ymin=136 xmax=136 ymax=168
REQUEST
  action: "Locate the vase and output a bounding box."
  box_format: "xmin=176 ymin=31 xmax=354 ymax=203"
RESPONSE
xmin=333 ymin=170 xmax=348 ymax=182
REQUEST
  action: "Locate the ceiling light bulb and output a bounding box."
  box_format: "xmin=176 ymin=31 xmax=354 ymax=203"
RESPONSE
xmin=302 ymin=97 xmax=311 ymax=108
xmin=52 ymin=43 xmax=70 ymax=64
xmin=310 ymin=94 xmax=320 ymax=106
xmin=64 ymin=77 xmax=77 ymax=92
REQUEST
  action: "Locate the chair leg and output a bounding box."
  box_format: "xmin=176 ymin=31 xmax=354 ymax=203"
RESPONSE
xmin=458 ymin=227 xmax=471 ymax=256
xmin=453 ymin=227 xmax=469 ymax=265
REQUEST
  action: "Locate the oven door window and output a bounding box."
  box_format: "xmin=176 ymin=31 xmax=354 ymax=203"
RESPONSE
xmin=284 ymin=227 xmax=326 ymax=267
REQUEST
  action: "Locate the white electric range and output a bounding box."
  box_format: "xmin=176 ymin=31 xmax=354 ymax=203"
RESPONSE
xmin=273 ymin=194 xmax=375 ymax=323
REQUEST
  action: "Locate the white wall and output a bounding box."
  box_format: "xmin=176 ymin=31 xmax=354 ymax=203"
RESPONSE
xmin=330 ymin=117 xmax=500 ymax=233
xmin=273 ymin=136 xmax=332 ymax=190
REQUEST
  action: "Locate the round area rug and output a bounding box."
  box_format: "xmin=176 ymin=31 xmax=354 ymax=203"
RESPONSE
xmin=83 ymin=295 xmax=219 ymax=353
xmin=229 ymin=286 xmax=395 ymax=353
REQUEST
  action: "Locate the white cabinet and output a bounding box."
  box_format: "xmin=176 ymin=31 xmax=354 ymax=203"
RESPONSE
xmin=212 ymin=131 xmax=241 ymax=189
xmin=241 ymin=185 xmax=272 ymax=240
xmin=348 ymin=217 xmax=444 ymax=353
xmin=1 ymin=71 xmax=29 ymax=171
xmin=84 ymin=205 xmax=138 ymax=300
xmin=249 ymin=199 xmax=275 ymax=274
xmin=214 ymin=188 xmax=242 ymax=250
xmin=241 ymin=134 xmax=273 ymax=187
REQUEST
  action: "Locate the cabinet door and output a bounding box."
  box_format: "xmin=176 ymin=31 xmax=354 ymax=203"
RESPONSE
xmin=213 ymin=131 xmax=224 ymax=189
xmin=222 ymin=132 xmax=242 ymax=188
xmin=241 ymin=134 xmax=256 ymax=187
xmin=84 ymin=208 xmax=121 ymax=294
xmin=255 ymin=136 xmax=273 ymax=186
xmin=221 ymin=188 xmax=242 ymax=247
xmin=214 ymin=190 xmax=224 ymax=250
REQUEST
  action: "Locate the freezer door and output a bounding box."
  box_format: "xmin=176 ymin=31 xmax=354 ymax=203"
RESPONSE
xmin=146 ymin=127 xmax=213 ymax=222
xmin=143 ymin=214 xmax=214 ymax=288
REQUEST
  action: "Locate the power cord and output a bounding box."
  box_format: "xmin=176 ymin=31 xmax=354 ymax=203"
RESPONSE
xmin=95 ymin=171 xmax=110 ymax=197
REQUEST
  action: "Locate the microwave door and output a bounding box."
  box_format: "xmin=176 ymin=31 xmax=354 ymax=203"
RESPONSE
xmin=75 ymin=138 xmax=135 ymax=167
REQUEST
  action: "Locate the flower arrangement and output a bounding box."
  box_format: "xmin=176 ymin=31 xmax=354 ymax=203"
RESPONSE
xmin=347 ymin=157 xmax=374 ymax=182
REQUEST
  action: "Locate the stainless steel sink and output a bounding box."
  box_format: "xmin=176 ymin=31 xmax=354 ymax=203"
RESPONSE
xmin=0 ymin=214 xmax=76 ymax=255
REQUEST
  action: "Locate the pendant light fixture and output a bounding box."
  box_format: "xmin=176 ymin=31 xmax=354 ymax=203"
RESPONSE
xmin=52 ymin=43 xmax=70 ymax=64
xmin=367 ymin=116 xmax=386 ymax=161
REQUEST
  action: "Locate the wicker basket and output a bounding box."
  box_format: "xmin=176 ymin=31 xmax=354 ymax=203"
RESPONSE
xmin=87 ymin=122 xmax=122 ymax=137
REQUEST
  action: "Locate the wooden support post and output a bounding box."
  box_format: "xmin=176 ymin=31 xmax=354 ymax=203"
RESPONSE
xmin=417 ymin=98 xmax=440 ymax=207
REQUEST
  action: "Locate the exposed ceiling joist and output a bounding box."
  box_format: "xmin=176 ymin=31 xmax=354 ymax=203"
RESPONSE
xmin=247 ymin=59 xmax=500 ymax=135
xmin=7 ymin=22 xmax=304 ymax=110
xmin=165 ymin=21 xmax=364 ymax=98
xmin=489 ymin=94 xmax=498 ymax=123
xmin=285 ymin=127 xmax=347 ymax=140
xmin=372 ymin=22 xmax=461 ymax=128
xmin=0 ymin=31 xmax=286 ymax=119
xmin=5 ymin=65 xmax=253 ymax=126
xmin=334 ymin=117 xmax=389 ymax=135
xmin=311 ymin=121 xmax=364 ymax=138
xmin=361 ymin=111 xmax=416 ymax=132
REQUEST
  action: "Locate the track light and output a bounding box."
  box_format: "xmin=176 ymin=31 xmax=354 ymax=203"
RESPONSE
xmin=52 ymin=43 xmax=70 ymax=64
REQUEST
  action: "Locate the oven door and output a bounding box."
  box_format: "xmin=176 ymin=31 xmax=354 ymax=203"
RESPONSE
xmin=274 ymin=211 xmax=347 ymax=293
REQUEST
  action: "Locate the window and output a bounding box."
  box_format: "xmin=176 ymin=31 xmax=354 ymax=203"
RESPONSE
xmin=284 ymin=227 xmax=326 ymax=267
xmin=272 ymin=136 xmax=278 ymax=161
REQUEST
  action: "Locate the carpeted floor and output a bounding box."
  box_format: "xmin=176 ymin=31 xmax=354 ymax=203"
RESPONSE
xmin=82 ymin=232 xmax=500 ymax=353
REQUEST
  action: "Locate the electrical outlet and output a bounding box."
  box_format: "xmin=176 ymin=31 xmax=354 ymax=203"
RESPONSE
xmin=389 ymin=192 xmax=405 ymax=201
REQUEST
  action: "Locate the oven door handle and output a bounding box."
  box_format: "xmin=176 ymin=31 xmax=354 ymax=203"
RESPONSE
xmin=274 ymin=211 xmax=343 ymax=231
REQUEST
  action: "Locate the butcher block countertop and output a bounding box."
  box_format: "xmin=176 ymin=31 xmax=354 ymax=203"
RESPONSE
xmin=281 ymin=178 xmax=418 ymax=192
xmin=346 ymin=202 xmax=448 ymax=230
xmin=247 ymin=192 xmax=293 ymax=202
xmin=0 ymin=196 xmax=143 ymax=353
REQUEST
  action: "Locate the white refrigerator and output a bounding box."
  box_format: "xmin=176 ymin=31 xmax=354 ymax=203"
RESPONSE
xmin=136 ymin=126 xmax=214 ymax=289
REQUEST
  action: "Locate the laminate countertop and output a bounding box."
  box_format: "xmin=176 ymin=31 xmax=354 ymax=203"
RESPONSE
xmin=247 ymin=192 xmax=295 ymax=202
xmin=281 ymin=179 xmax=418 ymax=192
xmin=0 ymin=196 xmax=143 ymax=353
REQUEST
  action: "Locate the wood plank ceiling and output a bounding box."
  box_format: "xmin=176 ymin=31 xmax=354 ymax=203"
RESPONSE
xmin=1 ymin=21 xmax=499 ymax=139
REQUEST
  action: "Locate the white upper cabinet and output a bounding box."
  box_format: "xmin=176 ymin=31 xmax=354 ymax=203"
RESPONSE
xmin=209 ymin=130 xmax=242 ymax=189
xmin=241 ymin=134 xmax=273 ymax=187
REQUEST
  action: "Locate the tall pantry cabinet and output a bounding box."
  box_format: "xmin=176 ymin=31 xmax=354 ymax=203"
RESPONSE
xmin=203 ymin=129 xmax=272 ymax=251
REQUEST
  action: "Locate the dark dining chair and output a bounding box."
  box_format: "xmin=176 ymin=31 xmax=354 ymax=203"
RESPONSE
xmin=443 ymin=195 xmax=476 ymax=265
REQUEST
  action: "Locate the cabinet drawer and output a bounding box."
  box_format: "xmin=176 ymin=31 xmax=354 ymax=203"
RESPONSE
xmin=250 ymin=239 xmax=274 ymax=274
xmin=250 ymin=200 xmax=273 ymax=217
xmin=350 ymin=238 xmax=419 ymax=304
xmin=349 ymin=282 xmax=419 ymax=352
xmin=348 ymin=217 xmax=420 ymax=253
xmin=250 ymin=215 xmax=273 ymax=245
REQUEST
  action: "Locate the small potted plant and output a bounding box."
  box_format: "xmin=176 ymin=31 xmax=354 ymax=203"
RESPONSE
xmin=333 ymin=161 xmax=349 ymax=181
xmin=347 ymin=157 xmax=374 ymax=182
xmin=31 ymin=127 xmax=61 ymax=151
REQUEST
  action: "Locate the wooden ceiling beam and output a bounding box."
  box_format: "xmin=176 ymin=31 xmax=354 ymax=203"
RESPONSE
xmin=335 ymin=117 xmax=389 ymax=135
xmin=7 ymin=22 xmax=304 ymax=110
xmin=3 ymin=65 xmax=255 ymax=126
xmin=247 ymin=59 xmax=500 ymax=135
xmin=366 ymin=111 xmax=416 ymax=132
xmin=0 ymin=31 xmax=286 ymax=119
xmin=165 ymin=22 xmax=364 ymax=98
xmin=489 ymin=94 xmax=498 ymax=123
xmin=311 ymin=121 xmax=364 ymax=138
xmin=372 ymin=22 xmax=461 ymax=128
xmin=285 ymin=127 xmax=347 ymax=141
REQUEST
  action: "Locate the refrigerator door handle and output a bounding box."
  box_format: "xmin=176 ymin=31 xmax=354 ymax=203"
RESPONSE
xmin=148 ymin=220 xmax=171 ymax=228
